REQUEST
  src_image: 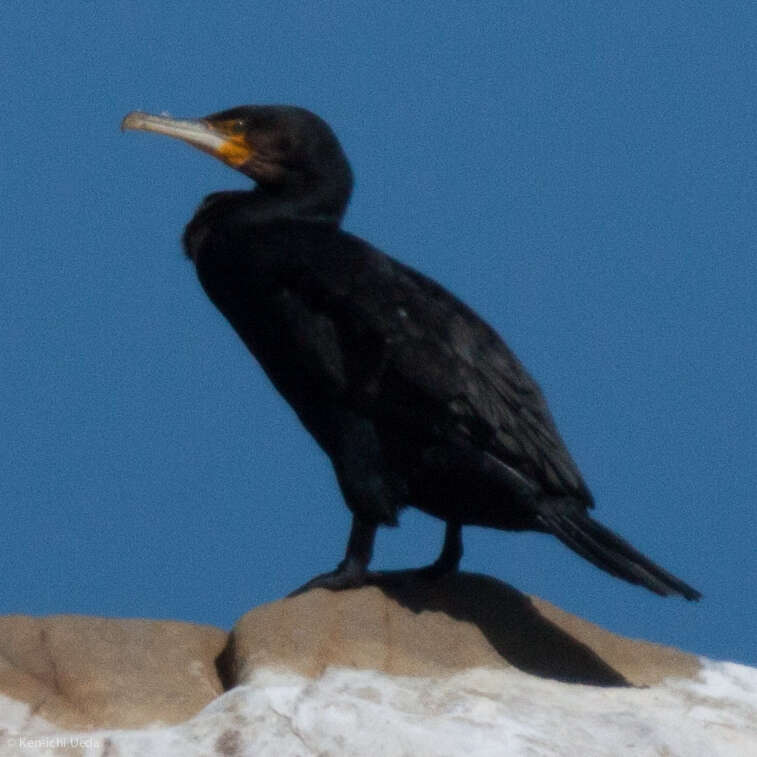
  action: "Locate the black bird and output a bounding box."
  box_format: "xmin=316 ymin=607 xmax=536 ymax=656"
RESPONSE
xmin=122 ymin=106 xmax=700 ymax=601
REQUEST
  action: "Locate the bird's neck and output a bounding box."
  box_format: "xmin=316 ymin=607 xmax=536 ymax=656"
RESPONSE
xmin=200 ymin=181 xmax=349 ymax=221
xmin=182 ymin=188 xmax=345 ymax=263
xmin=247 ymin=182 xmax=349 ymax=224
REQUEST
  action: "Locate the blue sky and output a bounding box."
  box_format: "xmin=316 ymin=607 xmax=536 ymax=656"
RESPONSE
xmin=1 ymin=3 xmax=755 ymax=666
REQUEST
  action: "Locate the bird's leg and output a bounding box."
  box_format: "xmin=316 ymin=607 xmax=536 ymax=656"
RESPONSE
xmin=418 ymin=519 xmax=463 ymax=578
xmin=289 ymin=516 xmax=377 ymax=596
xmin=363 ymin=520 xmax=463 ymax=587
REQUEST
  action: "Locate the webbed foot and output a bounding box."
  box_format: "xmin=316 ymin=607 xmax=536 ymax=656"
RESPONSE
xmin=288 ymin=556 xmax=367 ymax=597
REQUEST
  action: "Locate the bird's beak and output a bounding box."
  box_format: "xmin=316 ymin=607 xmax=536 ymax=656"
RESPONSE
xmin=121 ymin=111 xmax=254 ymax=169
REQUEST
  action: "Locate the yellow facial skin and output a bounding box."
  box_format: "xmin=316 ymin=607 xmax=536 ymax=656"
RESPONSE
xmin=203 ymin=120 xmax=254 ymax=168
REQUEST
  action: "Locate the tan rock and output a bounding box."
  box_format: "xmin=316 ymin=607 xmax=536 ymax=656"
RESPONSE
xmin=0 ymin=576 xmax=702 ymax=735
xmin=0 ymin=615 xmax=227 ymax=730
xmin=223 ymin=572 xmax=700 ymax=688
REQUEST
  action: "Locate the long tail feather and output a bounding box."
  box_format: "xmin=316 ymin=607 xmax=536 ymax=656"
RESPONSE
xmin=536 ymin=506 xmax=701 ymax=600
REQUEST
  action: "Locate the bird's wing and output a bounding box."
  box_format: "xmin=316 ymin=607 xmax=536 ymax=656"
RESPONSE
xmin=274 ymin=233 xmax=592 ymax=504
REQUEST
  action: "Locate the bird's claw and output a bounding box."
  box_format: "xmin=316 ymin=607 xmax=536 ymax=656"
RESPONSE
xmin=290 ymin=561 xmax=459 ymax=597
xmin=288 ymin=560 xmax=368 ymax=597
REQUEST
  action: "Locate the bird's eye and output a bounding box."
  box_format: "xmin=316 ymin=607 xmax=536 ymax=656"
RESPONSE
xmin=225 ymin=119 xmax=245 ymax=134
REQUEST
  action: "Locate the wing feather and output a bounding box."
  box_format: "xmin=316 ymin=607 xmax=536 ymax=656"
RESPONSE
xmin=277 ymin=230 xmax=592 ymax=504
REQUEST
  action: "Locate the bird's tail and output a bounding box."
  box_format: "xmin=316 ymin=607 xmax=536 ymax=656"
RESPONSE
xmin=536 ymin=505 xmax=701 ymax=601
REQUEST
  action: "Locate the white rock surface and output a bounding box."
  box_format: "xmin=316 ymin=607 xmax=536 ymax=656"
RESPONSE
xmin=1 ymin=660 xmax=754 ymax=756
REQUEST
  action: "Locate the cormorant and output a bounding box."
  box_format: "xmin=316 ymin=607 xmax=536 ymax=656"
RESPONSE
xmin=122 ymin=105 xmax=700 ymax=601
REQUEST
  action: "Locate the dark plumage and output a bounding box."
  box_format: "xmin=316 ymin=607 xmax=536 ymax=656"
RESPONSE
xmin=122 ymin=105 xmax=700 ymax=600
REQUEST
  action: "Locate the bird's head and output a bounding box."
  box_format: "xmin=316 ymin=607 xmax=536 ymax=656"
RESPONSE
xmin=122 ymin=105 xmax=353 ymax=221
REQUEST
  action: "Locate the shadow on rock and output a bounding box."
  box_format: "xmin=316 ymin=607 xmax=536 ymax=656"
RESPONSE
xmin=373 ymin=571 xmax=629 ymax=686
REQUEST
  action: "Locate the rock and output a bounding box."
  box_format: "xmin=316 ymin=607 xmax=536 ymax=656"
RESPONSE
xmin=0 ymin=615 xmax=226 ymax=730
xmin=4 ymin=661 xmax=756 ymax=756
xmin=0 ymin=574 xmax=705 ymax=741
xmin=222 ymin=573 xmax=700 ymax=688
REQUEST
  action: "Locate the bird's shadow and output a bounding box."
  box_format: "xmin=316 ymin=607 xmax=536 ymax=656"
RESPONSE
xmin=216 ymin=570 xmax=631 ymax=689
xmin=369 ymin=570 xmax=630 ymax=687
